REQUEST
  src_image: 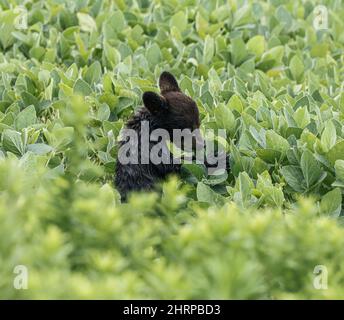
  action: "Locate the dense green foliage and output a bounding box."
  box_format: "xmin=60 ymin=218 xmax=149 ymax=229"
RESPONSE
xmin=0 ymin=0 xmax=343 ymax=298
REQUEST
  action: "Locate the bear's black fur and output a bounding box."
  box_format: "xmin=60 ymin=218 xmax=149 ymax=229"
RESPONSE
xmin=115 ymin=71 xmax=200 ymax=200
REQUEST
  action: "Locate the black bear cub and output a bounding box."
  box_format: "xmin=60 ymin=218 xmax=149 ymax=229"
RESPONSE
xmin=115 ymin=71 xmax=200 ymax=200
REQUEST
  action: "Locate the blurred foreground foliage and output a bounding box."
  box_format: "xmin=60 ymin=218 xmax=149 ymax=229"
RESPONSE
xmin=1 ymin=152 xmax=344 ymax=298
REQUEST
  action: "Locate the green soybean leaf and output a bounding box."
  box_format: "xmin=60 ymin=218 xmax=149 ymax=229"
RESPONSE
xmin=202 ymin=170 xmax=228 ymax=186
xmin=321 ymin=121 xmax=336 ymax=152
xmin=77 ymin=12 xmax=97 ymax=32
xmin=335 ymin=160 xmax=344 ymax=181
xmin=300 ymin=150 xmax=322 ymax=189
xmin=15 ymin=105 xmax=37 ymax=130
xmin=328 ymin=141 xmax=344 ymax=166
xmin=74 ymin=79 xmax=92 ymax=96
xmin=97 ymin=104 xmax=110 ymax=121
xmin=265 ymin=130 xmax=289 ymax=155
xmin=231 ymin=37 xmax=247 ymax=66
xmin=197 ymin=181 xmax=225 ymax=205
xmin=146 ymin=43 xmax=162 ymax=66
xmin=104 ymin=42 xmax=121 ymax=68
xmin=290 ymin=55 xmax=304 ymax=82
xmin=232 ymin=5 xmax=253 ymax=28
xmin=170 ymin=11 xmax=187 ymax=33
xmin=320 ymin=188 xmax=342 ymax=217
xmin=247 ymin=35 xmax=265 ymax=59
xmin=281 ymin=165 xmax=304 ymax=192
xmin=112 ymin=10 xmax=126 ymax=32
xmin=214 ymin=104 xmax=236 ymax=135
xmin=238 ymin=172 xmax=252 ymax=204
xmin=27 ymin=143 xmax=54 ymax=155
xmin=258 ymin=45 xmax=284 ymax=71
xmin=256 ymin=149 xmax=282 ymax=163
xmin=2 ymin=129 xmax=26 ymax=156
xmin=183 ymin=163 xmax=206 ymax=181
xmin=84 ymin=61 xmax=102 ymax=85
xmin=21 ymin=92 xmax=39 ymax=109
xmin=294 ymin=106 xmax=310 ymax=129
xmin=203 ymin=35 xmax=215 ymax=64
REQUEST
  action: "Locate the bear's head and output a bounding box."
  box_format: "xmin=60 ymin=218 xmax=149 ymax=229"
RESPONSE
xmin=142 ymin=72 xmax=200 ymax=135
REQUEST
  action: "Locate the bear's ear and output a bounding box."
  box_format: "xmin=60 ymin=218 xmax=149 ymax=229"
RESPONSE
xmin=142 ymin=91 xmax=168 ymax=115
xmin=159 ymin=71 xmax=180 ymax=94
